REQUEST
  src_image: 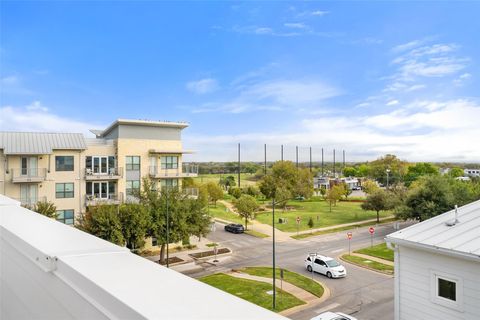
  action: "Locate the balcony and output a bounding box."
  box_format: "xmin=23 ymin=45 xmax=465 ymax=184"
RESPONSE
xmin=183 ymin=187 xmax=199 ymax=199
xmin=148 ymin=164 xmax=198 ymax=178
xmin=85 ymin=167 xmax=123 ymax=180
xmin=11 ymin=168 xmax=47 ymax=183
xmin=13 ymin=196 xmax=47 ymax=207
xmin=85 ymin=192 xmax=123 ymax=206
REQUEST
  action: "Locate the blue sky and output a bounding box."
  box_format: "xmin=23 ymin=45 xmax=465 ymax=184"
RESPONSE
xmin=1 ymin=1 xmax=479 ymax=162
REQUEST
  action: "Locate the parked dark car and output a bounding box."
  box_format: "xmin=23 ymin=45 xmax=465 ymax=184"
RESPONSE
xmin=224 ymin=224 xmax=245 ymax=234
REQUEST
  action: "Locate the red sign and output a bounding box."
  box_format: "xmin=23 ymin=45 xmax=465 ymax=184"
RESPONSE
xmin=347 ymin=232 xmax=352 ymax=240
xmin=296 ymin=216 xmax=301 ymax=224
xmin=369 ymin=227 xmax=375 ymax=235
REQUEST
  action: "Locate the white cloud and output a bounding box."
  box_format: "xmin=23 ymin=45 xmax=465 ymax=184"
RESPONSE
xmin=284 ymin=22 xmax=307 ymax=29
xmin=1 ymin=75 xmax=19 ymax=85
xmin=392 ymin=39 xmax=425 ymax=53
xmin=0 ymin=102 xmax=101 ymax=135
xmin=453 ymin=72 xmax=472 ymax=86
xmin=311 ymin=10 xmax=329 ymax=16
xmin=186 ymin=78 xmax=219 ymax=94
xmin=386 ymin=100 xmax=399 ymax=106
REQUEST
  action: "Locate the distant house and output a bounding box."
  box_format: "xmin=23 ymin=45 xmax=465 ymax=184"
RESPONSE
xmin=386 ymin=200 xmax=480 ymax=320
xmin=464 ymin=168 xmax=480 ymax=177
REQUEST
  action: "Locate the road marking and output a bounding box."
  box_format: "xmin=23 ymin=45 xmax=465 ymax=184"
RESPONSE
xmin=315 ymin=303 xmax=340 ymax=314
xmin=331 ymin=248 xmax=343 ymax=253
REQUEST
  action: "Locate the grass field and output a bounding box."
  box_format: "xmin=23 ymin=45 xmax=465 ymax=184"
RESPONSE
xmin=208 ymin=203 xmax=244 ymax=224
xmin=241 ymin=267 xmax=324 ymax=298
xmin=341 ymin=254 xmax=394 ymax=275
xmin=355 ymin=243 xmax=394 ymax=262
xmin=255 ymin=200 xmax=391 ymax=232
xmin=244 ymin=230 xmax=270 ymax=238
xmin=194 ymin=173 xmax=257 ymax=187
xmin=200 ymin=273 xmax=305 ymax=312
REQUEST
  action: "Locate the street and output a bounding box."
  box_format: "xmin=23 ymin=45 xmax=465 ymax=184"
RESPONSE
xmin=189 ymin=221 xmax=413 ymax=320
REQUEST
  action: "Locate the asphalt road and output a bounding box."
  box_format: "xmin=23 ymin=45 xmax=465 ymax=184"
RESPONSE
xmin=191 ymin=220 xmax=414 ymax=320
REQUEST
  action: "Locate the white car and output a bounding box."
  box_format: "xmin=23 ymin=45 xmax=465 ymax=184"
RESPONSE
xmin=305 ymin=254 xmax=347 ymax=278
xmin=310 ymin=311 xmax=357 ymax=320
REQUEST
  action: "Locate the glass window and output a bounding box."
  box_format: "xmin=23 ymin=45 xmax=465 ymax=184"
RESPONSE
xmin=56 ymin=183 xmax=74 ymax=198
xmin=161 ymin=156 xmax=178 ymax=169
xmin=126 ymin=180 xmax=140 ymax=196
xmin=56 ymin=210 xmax=74 ymax=225
xmin=126 ymin=156 xmax=140 ymax=170
xmin=56 ymin=156 xmax=74 ymax=171
xmin=325 ymin=260 xmax=341 ymax=268
xmin=160 ymin=179 xmax=178 ymax=189
xmin=438 ymin=278 xmax=456 ymax=301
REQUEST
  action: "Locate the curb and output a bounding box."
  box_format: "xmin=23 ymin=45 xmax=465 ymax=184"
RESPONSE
xmin=339 ymin=253 xmax=394 ymax=276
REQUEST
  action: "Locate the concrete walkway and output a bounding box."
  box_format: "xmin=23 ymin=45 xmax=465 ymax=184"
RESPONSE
xmin=350 ymin=252 xmax=394 ymax=266
xmin=228 ymin=271 xmax=330 ymax=316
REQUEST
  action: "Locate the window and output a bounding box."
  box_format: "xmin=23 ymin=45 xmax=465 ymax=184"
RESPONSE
xmin=438 ymin=278 xmax=456 ymax=301
xmin=160 ymin=179 xmax=178 ymax=189
xmin=126 ymin=180 xmax=140 ymax=196
xmin=56 ymin=156 xmax=74 ymax=171
xmin=161 ymin=156 xmax=178 ymax=169
xmin=126 ymin=156 xmax=140 ymax=171
xmin=57 ymin=210 xmax=74 ymax=225
xmin=56 ymin=183 xmax=74 ymax=198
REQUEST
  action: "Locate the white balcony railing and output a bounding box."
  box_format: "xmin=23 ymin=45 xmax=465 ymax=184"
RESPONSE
xmin=85 ymin=167 xmax=123 ymax=180
xmin=14 ymin=196 xmax=47 ymax=207
xmin=11 ymin=168 xmax=47 ymax=183
xmin=85 ymin=192 xmax=123 ymax=206
xmin=148 ymin=164 xmax=198 ymax=178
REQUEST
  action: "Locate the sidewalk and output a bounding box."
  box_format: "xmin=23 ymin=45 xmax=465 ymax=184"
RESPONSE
xmin=349 ymin=252 xmax=394 ymax=266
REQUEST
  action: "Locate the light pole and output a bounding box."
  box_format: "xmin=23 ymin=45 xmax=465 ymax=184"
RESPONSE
xmin=166 ymin=187 xmax=170 ymax=268
xmin=272 ymin=198 xmax=276 ymax=310
xmin=386 ymin=169 xmax=391 ymax=190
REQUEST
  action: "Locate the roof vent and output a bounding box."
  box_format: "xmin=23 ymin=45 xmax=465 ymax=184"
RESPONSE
xmin=445 ymin=205 xmax=459 ymax=227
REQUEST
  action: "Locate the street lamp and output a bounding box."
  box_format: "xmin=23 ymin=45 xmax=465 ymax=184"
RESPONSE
xmin=386 ymin=169 xmax=391 ymax=190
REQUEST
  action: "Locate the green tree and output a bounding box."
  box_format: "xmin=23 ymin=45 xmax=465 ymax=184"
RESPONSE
xmin=361 ymin=189 xmax=392 ymax=223
xmin=219 ymin=175 xmax=236 ymax=190
xmin=357 ymin=164 xmax=370 ymax=177
xmin=31 ymin=200 xmax=57 ymax=219
xmin=362 ymin=179 xmax=379 ymax=194
xmin=243 ymin=185 xmax=260 ymax=197
xmin=343 ymin=167 xmax=357 ymax=177
xmin=448 ymin=167 xmax=464 ymax=178
xmin=326 ymin=184 xmax=344 ymax=211
xmin=369 ymin=154 xmax=408 ymax=185
xmin=233 ymin=195 xmax=259 ymax=230
xmin=118 ymin=203 xmax=150 ymax=251
xmin=319 ymin=186 xmax=327 ymax=200
xmin=307 ymin=217 xmax=314 ymax=232
xmin=404 ymin=162 xmax=439 ymax=186
xmin=342 ymin=183 xmax=353 ymax=200
xmin=205 ymin=182 xmax=224 ymax=206
xmin=78 ymin=204 xmax=124 ymax=245
xmin=295 ymin=168 xmax=314 ymax=199
xmin=228 ymin=187 xmax=243 ymax=199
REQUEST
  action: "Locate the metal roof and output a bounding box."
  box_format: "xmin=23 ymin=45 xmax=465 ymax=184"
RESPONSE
xmin=92 ymin=118 xmax=189 ymax=138
xmin=0 ymin=132 xmax=87 ymax=155
xmin=0 ymin=196 xmax=286 ymax=320
xmin=386 ymin=199 xmax=480 ymax=261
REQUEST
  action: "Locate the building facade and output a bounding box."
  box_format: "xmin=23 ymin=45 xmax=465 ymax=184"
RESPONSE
xmin=0 ymin=119 xmax=197 ymax=225
xmin=386 ymin=200 xmax=480 ymax=320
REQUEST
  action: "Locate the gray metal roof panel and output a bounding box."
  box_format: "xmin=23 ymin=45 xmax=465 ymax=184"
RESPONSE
xmin=387 ymin=199 xmax=480 ymax=259
xmin=0 ymin=132 xmax=87 ymax=154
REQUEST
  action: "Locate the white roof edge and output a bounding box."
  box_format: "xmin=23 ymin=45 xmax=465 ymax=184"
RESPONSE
xmin=97 ymin=118 xmax=189 ymax=137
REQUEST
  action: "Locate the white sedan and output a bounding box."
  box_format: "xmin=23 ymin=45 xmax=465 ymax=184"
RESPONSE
xmin=305 ymin=254 xmax=346 ymax=278
xmin=310 ymin=311 xmax=357 ymax=320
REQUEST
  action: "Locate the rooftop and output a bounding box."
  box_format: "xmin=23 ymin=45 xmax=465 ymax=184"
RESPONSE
xmin=386 ymin=199 xmax=480 ymax=262
xmin=0 ymin=195 xmax=285 ymax=320
xmin=92 ymin=118 xmax=189 ymax=138
xmin=0 ymin=131 xmax=87 ymax=155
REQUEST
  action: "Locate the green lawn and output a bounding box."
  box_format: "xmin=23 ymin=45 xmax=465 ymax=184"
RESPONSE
xmin=200 ymin=273 xmax=305 ymax=312
xmin=241 ymin=267 xmax=324 ymax=298
xmin=341 ymin=254 xmax=394 ymax=274
xmin=194 ymin=173 xmax=257 ymax=187
xmin=245 ymin=230 xmax=270 ymax=238
xmin=291 ymin=218 xmax=398 ymax=240
xmin=209 ymin=203 xmax=243 ymax=224
xmin=255 ymin=200 xmax=391 ymax=232
xmin=355 ymin=243 xmax=394 ymax=262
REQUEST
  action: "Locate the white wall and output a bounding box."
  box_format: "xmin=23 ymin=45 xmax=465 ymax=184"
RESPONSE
xmin=396 ymin=245 xmax=480 ymax=320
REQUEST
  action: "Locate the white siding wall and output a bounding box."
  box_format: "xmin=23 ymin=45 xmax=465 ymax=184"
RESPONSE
xmin=397 ymin=246 xmax=480 ymax=320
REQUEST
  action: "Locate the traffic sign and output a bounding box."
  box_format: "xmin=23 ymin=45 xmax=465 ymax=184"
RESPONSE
xmin=347 ymin=232 xmax=353 ymax=239
xmin=369 ymin=227 xmax=375 ymax=235
xmin=296 ymin=216 xmax=301 ymax=224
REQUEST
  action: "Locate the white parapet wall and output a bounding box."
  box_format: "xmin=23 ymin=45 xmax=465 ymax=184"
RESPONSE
xmin=0 ymin=194 xmax=286 ymax=320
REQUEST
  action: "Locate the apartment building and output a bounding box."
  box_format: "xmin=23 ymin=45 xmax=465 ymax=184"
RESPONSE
xmin=0 ymin=119 xmax=197 ymax=225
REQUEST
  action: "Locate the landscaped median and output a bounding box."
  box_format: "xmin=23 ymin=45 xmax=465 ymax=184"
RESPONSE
xmin=340 ymin=243 xmax=394 ymax=275
xmin=200 ymin=273 xmax=304 ymax=312
xmin=199 ymin=267 xmax=326 ymax=313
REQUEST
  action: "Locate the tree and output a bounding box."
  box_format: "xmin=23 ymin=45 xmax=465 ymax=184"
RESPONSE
xmin=342 ymin=183 xmax=353 ymax=200
xmin=31 ymin=200 xmax=57 ymax=219
xmin=448 ymin=167 xmax=464 ymax=178
xmin=205 ymin=182 xmax=224 ymax=206
xmin=243 ymin=185 xmax=260 ymax=197
xmin=307 ymin=217 xmax=314 ymax=232
xmin=369 ymin=154 xmax=408 ymax=185
xmin=118 ymin=203 xmax=150 ymax=251
xmin=295 ymin=168 xmax=314 ymax=199
xmin=228 ymin=187 xmax=243 ymax=199
xmin=362 ymin=179 xmax=379 ymax=194
xmin=404 ymin=162 xmax=439 ymax=186
xmin=343 ymin=167 xmax=357 ymax=177
xmin=357 ymin=164 xmax=370 ymax=177
xmin=78 ymin=204 xmax=124 ymax=245
xmin=326 ymin=184 xmax=344 ymax=211
xmin=361 ymin=189 xmax=392 ymax=223
xmin=219 ymin=175 xmax=236 ymax=190
xmin=319 ymin=187 xmax=327 ymax=200
xmin=233 ymin=195 xmax=259 ymax=230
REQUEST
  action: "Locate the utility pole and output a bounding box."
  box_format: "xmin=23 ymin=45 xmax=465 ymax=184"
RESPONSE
xmin=309 ymin=147 xmax=312 ymax=172
xmin=343 ymin=150 xmax=346 ymax=176
xmin=264 ymin=144 xmax=267 ymax=175
xmin=272 ymin=198 xmax=276 ymax=310
xmin=238 ymin=143 xmax=241 ymax=188
xmin=281 ymin=145 xmax=284 ymax=161
xmin=333 ymin=149 xmax=336 ymax=178
xmin=296 ymin=146 xmax=299 ymax=168
xmin=321 ymin=148 xmax=324 ymax=176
